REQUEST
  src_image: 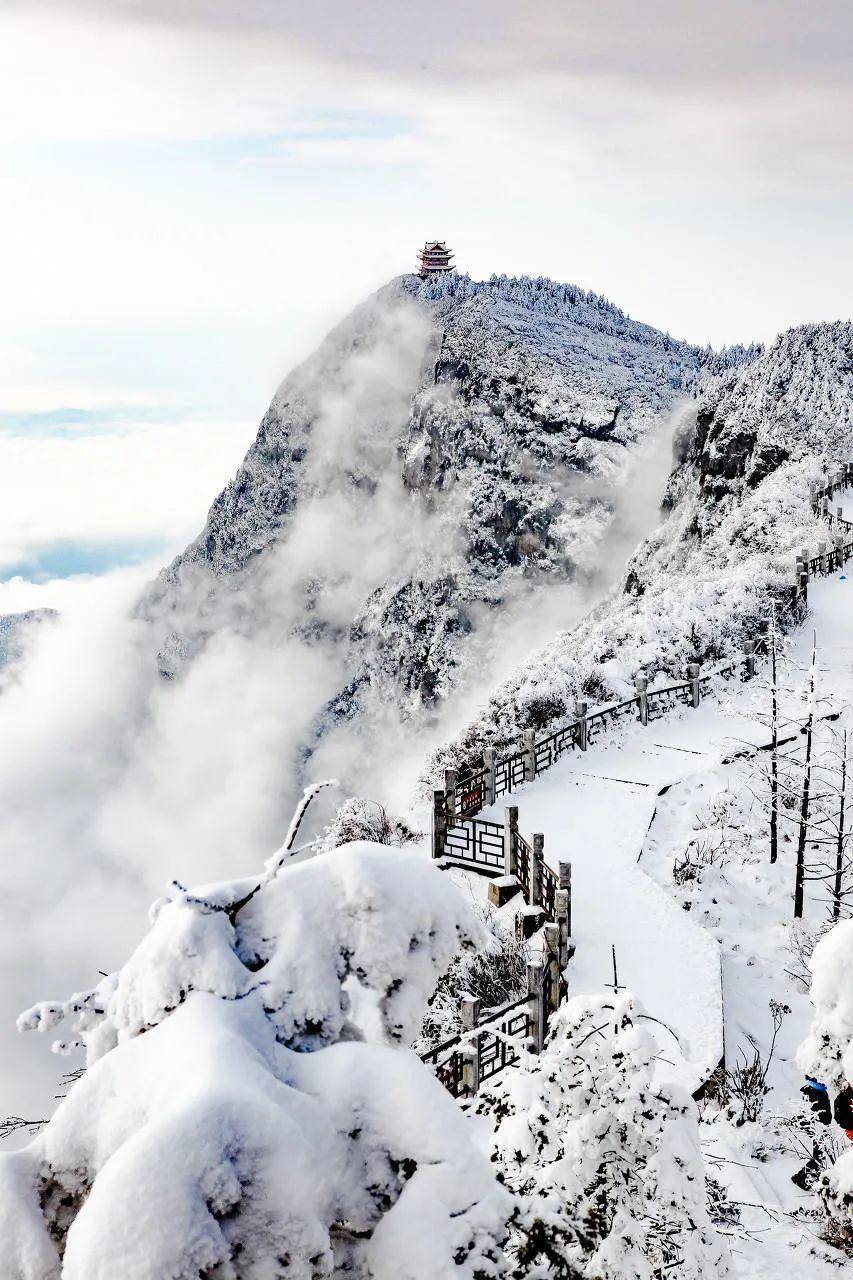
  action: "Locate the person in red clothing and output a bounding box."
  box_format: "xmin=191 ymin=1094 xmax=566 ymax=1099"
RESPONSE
xmin=792 ymin=1078 xmax=853 ymax=1190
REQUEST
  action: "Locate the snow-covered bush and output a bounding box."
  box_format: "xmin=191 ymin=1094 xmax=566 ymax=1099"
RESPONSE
xmin=798 ymin=918 xmax=853 ymax=1096
xmin=0 ymin=842 xmax=513 ymax=1279
xmin=477 ymin=993 xmax=727 ymax=1280
xmin=316 ymin=795 xmax=419 ymax=852
xmin=417 ymin=900 xmax=529 ymax=1051
xmin=798 ymin=918 xmax=853 ymax=1252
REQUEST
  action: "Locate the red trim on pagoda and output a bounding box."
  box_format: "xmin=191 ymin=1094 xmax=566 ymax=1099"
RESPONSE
xmin=417 ymin=240 xmax=455 ymax=277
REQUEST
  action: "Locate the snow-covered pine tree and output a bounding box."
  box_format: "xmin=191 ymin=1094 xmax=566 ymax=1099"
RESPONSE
xmin=798 ymin=918 xmax=853 ymax=1253
xmin=0 ymin=829 xmax=512 ymax=1279
xmin=477 ymin=993 xmax=727 ymax=1280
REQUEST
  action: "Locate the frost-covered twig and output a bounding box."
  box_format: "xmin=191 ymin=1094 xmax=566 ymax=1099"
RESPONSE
xmin=226 ymin=780 xmax=338 ymax=921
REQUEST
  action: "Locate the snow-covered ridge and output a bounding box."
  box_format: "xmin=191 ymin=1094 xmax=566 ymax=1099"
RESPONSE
xmin=429 ymin=320 xmax=853 ymax=778
xmin=137 ymin=270 xmax=741 ymax=811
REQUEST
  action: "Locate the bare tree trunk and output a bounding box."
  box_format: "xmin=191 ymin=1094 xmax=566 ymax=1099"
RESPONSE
xmin=833 ymin=729 xmax=848 ymax=921
xmin=770 ymin=617 xmax=779 ymax=865
xmin=794 ymin=634 xmax=817 ymax=919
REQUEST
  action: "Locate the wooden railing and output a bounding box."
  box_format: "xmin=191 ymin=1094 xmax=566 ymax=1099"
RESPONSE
xmin=419 ymin=951 xmax=566 ymax=1099
xmin=433 ymin=461 xmax=853 ymax=840
xmin=421 ymin=461 xmax=853 ymax=1100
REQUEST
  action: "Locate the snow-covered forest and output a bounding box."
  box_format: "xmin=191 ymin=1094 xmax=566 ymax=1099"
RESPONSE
xmin=2 ymin=270 xmax=853 ymax=1279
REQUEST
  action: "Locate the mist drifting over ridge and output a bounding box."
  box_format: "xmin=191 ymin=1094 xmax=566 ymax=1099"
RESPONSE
xmin=0 ymin=270 xmax=750 ymax=1114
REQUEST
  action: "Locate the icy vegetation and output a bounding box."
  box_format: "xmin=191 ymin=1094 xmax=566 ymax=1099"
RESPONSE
xmin=0 ymin=609 xmax=57 ymax=682
xmin=479 ymin=993 xmax=727 ymax=1279
xmin=433 ymin=321 xmax=853 ymax=775
xmin=0 ymin=841 xmax=513 ymax=1279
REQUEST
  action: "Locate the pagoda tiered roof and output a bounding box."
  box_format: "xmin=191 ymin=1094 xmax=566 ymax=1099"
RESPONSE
xmin=417 ymin=240 xmax=455 ymax=275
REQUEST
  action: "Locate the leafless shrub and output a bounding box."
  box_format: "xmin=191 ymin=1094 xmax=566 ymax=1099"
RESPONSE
xmin=724 ymin=1000 xmax=789 ymax=1126
xmin=673 ymin=835 xmax=729 ymax=885
xmin=774 ymin=1110 xmax=846 ymax=1177
xmin=786 ymin=920 xmax=832 ymax=993
xmin=705 ymin=1175 xmax=741 ymax=1228
xmin=0 ymin=1115 xmax=48 ymax=1142
xmin=697 ymin=1063 xmax=731 ymax=1116
xmin=318 ymin=796 xmax=420 ymax=851
xmin=821 ymin=1203 xmax=853 ymax=1257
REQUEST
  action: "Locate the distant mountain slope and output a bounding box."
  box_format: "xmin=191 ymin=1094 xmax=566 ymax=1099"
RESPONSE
xmin=0 ymin=609 xmax=57 ymax=679
xmin=430 ymin=320 xmax=853 ymax=778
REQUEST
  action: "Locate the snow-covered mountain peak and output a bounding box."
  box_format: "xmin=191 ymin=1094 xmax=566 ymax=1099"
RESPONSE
xmin=137 ymin=270 xmax=720 ymax=807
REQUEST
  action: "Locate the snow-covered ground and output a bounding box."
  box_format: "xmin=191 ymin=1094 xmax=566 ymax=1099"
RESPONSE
xmin=454 ymin=554 xmax=853 ymax=1273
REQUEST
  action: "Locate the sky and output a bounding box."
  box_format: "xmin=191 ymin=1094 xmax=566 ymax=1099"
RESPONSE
xmin=0 ymin=0 xmax=851 ymax=587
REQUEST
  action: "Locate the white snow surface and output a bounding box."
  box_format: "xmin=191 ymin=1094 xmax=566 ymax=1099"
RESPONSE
xmin=1 ymin=842 xmax=512 ymax=1279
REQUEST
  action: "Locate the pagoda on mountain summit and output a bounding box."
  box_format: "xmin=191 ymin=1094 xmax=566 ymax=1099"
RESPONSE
xmin=417 ymin=240 xmax=455 ymax=277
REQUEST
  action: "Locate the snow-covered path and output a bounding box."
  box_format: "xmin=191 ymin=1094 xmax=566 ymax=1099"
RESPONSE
xmin=475 ymin=570 xmax=853 ymax=1095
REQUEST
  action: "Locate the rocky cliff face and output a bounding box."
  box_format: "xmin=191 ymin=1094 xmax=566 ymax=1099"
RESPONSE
xmin=431 ymin=320 xmax=853 ymax=779
xmin=139 ymin=272 xmax=762 ymax=799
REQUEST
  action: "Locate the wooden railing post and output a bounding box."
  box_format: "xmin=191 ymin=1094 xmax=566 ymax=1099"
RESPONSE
xmin=523 ymin=729 xmax=537 ymax=784
xmin=799 ymin=569 xmax=809 ymax=611
xmin=635 ymin=675 xmax=648 ymax=725
xmin=483 ymin=747 xmax=496 ymax=808
xmin=444 ymin=768 xmax=457 ymax=828
xmin=743 ymin=641 xmax=755 ymax=680
xmin=531 ymin=833 xmax=544 ymax=908
xmin=460 ymin=995 xmax=481 ymax=1095
xmin=688 ymin=663 xmax=701 ymax=708
xmin=432 ymin=789 xmax=447 ymax=860
xmin=558 ymin=860 xmax=572 ymax=944
xmin=543 ymin=923 xmax=560 ymax=1013
xmin=503 ymin=805 xmax=518 ymax=877
xmin=574 ymin=699 xmax=588 ymax=751
xmin=819 ymin=540 xmax=828 ymax=574
xmin=527 ymin=961 xmax=545 ymax=1054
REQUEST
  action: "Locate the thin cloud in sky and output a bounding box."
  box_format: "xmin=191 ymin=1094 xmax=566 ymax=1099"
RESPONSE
xmin=15 ymin=0 xmax=852 ymax=87
xmin=0 ymin=417 xmax=256 ymax=581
